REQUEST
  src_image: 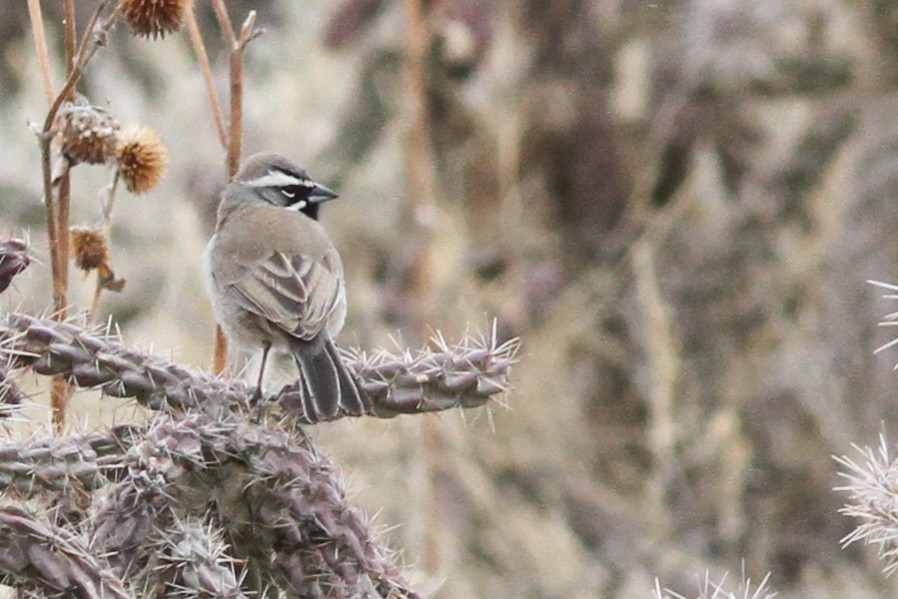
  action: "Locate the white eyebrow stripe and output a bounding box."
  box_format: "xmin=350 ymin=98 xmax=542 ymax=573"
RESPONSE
xmin=244 ymin=170 xmax=315 ymax=188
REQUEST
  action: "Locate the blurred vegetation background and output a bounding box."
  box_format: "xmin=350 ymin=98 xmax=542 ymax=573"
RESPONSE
xmin=3 ymin=0 xmax=898 ymax=597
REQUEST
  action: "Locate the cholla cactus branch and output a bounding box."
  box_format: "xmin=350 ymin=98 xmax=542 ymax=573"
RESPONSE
xmin=0 ymin=427 xmax=135 ymax=497
xmin=835 ymin=434 xmax=898 ymax=575
xmin=0 ymin=238 xmax=30 ymax=295
xmin=90 ymin=413 xmax=418 ymax=598
xmin=233 ymin=425 xmax=419 ymax=597
xmin=278 ymin=325 xmax=520 ymax=422
xmin=0 ymin=505 xmax=131 ymax=598
xmin=0 ymin=312 xmax=250 ymax=418
xmin=0 ymin=312 xmax=516 ymax=422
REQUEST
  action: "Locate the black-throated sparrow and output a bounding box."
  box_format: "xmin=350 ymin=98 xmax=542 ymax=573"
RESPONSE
xmin=204 ymin=152 xmax=364 ymax=419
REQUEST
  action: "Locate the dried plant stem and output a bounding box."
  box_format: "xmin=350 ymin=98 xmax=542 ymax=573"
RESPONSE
xmin=26 ymin=0 xmax=55 ymax=105
xmin=213 ymin=325 xmax=229 ymax=376
xmin=211 ymin=0 xmax=237 ymax=49
xmin=228 ymin=11 xmax=257 ymax=178
xmin=184 ymin=6 xmax=228 ymax=149
xmin=52 ymin=0 xmax=78 ymax=432
xmin=32 ymin=0 xmax=117 ymax=431
xmin=210 ymin=0 xmax=235 ymax=376
xmin=64 ymin=0 xmax=76 ymax=76
xmin=100 ymin=170 xmax=121 ymax=235
xmin=208 ymin=2 xmax=261 ymax=375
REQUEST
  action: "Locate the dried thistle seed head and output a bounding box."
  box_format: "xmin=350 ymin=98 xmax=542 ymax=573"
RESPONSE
xmin=70 ymin=227 xmax=109 ymax=272
xmin=116 ymin=125 xmax=167 ymax=194
xmin=56 ymin=103 xmax=120 ymax=165
xmin=120 ymin=0 xmax=190 ymax=39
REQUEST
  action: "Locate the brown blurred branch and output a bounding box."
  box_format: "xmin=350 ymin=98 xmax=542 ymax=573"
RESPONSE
xmin=632 ymin=239 xmax=679 ymax=540
xmin=402 ymin=0 xmax=438 ymax=334
xmin=400 ymin=0 xmax=446 ymax=575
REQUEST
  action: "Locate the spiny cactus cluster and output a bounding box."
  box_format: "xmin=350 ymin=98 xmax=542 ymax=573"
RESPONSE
xmin=0 ymin=414 xmax=420 ymax=597
xmin=653 ymin=571 xmax=775 ymax=599
xmin=836 ymin=434 xmax=898 ymax=576
xmin=834 ymin=282 xmax=898 ymax=577
xmin=0 ymin=239 xmax=515 ymax=596
xmin=0 ymin=506 xmax=132 ymax=598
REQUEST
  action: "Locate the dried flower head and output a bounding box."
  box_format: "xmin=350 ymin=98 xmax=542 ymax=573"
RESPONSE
xmin=116 ymin=125 xmax=167 ymax=194
xmin=120 ymin=0 xmax=190 ymax=39
xmin=56 ymin=102 xmax=120 ymax=165
xmin=70 ymin=228 xmax=126 ymax=292
xmin=70 ymin=227 xmax=109 ymax=272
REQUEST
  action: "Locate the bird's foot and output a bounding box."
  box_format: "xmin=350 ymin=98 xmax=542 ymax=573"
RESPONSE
xmin=250 ymin=386 xmax=264 ymax=404
xmin=249 ymin=387 xmax=271 ymax=422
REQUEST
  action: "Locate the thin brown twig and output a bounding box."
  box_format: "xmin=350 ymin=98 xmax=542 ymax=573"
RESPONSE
xmin=211 ymin=0 xmax=237 ymax=49
xmin=34 ymin=0 xmax=117 ymax=431
xmin=52 ymin=0 xmax=78 ymax=432
xmin=100 ymin=170 xmax=121 ymax=236
xmin=184 ymin=5 xmax=228 ymax=149
xmin=64 ymin=0 xmax=76 ymax=78
xmin=26 ymin=0 xmax=55 ymax=105
xmin=227 ymin=11 xmax=258 ymax=179
xmin=58 ymin=0 xmax=78 ymax=314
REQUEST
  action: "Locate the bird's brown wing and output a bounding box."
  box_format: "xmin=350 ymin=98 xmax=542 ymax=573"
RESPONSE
xmin=229 ymin=250 xmax=344 ymax=342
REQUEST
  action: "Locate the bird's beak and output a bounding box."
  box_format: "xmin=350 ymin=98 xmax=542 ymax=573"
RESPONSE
xmin=309 ymin=182 xmax=339 ymax=203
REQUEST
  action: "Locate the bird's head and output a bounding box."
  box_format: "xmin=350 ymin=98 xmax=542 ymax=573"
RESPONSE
xmin=230 ymin=152 xmax=338 ymax=220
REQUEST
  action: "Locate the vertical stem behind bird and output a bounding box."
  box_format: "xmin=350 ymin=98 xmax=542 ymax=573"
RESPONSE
xmin=197 ymin=1 xmax=261 ymax=376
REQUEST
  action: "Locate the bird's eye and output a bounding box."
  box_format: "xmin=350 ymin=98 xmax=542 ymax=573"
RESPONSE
xmin=281 ymin=186 xmax=297 ymax=199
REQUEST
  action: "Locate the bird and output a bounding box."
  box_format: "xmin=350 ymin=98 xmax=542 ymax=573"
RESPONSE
xmin=203 ymin=152 xmax=365 ymax=420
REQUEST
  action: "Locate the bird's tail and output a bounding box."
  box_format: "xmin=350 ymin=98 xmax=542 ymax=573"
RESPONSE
xmin=291 ymin=337 xmax=368 ymax=421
